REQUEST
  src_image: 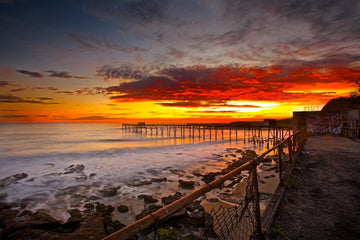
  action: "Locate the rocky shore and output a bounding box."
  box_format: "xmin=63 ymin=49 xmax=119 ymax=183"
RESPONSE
xmin=0 ymin=147 xmax=280 ymax=239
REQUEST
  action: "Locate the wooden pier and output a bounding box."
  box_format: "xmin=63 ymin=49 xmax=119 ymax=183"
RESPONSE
xmin=122 ymin=123 xmax=292 ymax=145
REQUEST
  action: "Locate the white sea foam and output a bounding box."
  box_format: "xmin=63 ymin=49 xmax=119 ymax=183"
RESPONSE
xmin=0 ymin=123 xmax=271 ymax=223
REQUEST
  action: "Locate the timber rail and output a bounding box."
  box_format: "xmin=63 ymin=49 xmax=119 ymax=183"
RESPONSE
xmin=103 ymin=127 xmax=308 ymax=240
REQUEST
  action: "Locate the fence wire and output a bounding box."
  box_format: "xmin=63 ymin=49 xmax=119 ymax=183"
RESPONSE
xmin=135 ymin=171 xmax=257 ymax=240
xmin=201 ymin=172 xmax=256 ymax=240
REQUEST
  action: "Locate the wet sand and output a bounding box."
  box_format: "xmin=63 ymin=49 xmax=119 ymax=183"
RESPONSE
xmin=273 ymin=136 xmax=360 ymax=240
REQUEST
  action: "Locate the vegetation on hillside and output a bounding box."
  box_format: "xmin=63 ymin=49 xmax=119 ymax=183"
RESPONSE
xmin=321 ymin=81 xmax=360 ymax=111
xmin=321 ymin=95 xmax=360 ymax=111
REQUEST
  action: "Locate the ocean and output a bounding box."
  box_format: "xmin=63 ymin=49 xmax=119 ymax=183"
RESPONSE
xmin=0 ymin=122 xmax=272 ymax=224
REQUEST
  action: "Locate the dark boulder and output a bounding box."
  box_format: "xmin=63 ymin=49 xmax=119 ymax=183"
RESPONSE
xmin=162 ymin=192 xmax=183 ymax=205
xmin=178 ymin=180 xmax=195 ymax=189
xmin=117 ymin=205 xmax=129 ymax=213
xmin=138 ymin=194 xmax=158 ymax=204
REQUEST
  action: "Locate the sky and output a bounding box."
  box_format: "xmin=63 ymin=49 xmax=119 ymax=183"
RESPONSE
xmin=0 ymin=0 xmax=360 ymax=123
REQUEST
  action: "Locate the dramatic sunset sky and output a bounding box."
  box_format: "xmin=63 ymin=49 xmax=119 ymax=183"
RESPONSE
xmin=1 ymin=0 xmax=359 ymax=123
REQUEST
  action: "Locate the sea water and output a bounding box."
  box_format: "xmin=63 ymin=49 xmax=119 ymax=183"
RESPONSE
xmin=0 ymin=123 xmax=271 ymax=223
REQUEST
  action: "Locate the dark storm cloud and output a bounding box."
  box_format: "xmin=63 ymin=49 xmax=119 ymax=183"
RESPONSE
xmin=47 ymin=71 xmax=72 ymax=79
xmin=47 ymin=70 xmax=87 ymax=79
xmin=97 ymin=65 xmax=149 ymax=80
xmin=0 ymin=94 xmax=59 ymax=104
xmin=0 ymin=80 xmax=17 ymax=87
xmin=16 ymin=70 xmax=43 ymax=78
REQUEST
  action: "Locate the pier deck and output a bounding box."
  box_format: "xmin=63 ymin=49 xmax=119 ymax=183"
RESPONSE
xmin=122 ymin=123 xmax=292 ymax=144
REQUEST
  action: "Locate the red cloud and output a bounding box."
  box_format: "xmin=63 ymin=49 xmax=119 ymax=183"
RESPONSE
xmin=107 ymin=65 xmax=360 ymax=107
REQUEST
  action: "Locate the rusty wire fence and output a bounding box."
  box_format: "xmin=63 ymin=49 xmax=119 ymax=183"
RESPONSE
xmin=103 ymin=127 xmax=308 ymax=240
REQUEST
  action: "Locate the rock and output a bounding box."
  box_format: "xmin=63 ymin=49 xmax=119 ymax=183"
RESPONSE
xmin=0 ymin=177 xmax=14 ymax=187
xmin=169 ymin=168 xmax=185 ymax=176
xmin=75 ymin=173 xmax=88 ymax=181
xmin=43 ymin=172 xmax=62 ymax=177
xmin=178 ymin=179 xmax=195 ymax=189
xmin=95 ymin=203 xmax=114 ymax=217
xmin=110 ymin=220 xmax=125 ymax=231
xmin=138 ymin=194 xmax=158 ymax=204
xmin=0 ymin=209 xmax=19 ymax=227
xmin=162 ymin=192 xmax=183 ymax=205
xmin=201 ymin=172 xmax=220 ymax=184
xmin=83 ymin=203 xmax=94 ymax=209
xmin=0 ymin=192 xmax=8 ymax=200
xmin=168 ymin=201 xmax=207 ymax=228
xmin=98 ymin=186 xmax=119 ymax=197
xmin=6 ymin=227 xmax=55 ymax=240
xmin=103 ymin=214 xmax=112 ymax=226
xmin=146 ymin=168 xmax=161 ymax=175
xmin=64 ymin=164 xmax=85 ymax=174
xmin=67 ymin=209 xmax=83 ymax=222
xmin=191 ymin=170 xmax=202 ymax=176
xmin=13 ymin=173 xmax=28 ymax=180
xmin=0 ymin=173 xmax=28 ymax=187
xmin=89 ymin=173 xmax=96 ymax=179
xmin=106 ymin=224 xmax=116 ymax=235
xmin=44 ymin=162 xmax=55 ymax=167
xmin=0 ymin=202 xmax=18 ymax=211
xmin=2 ymin=212 xmax=62 ymax=237
xmin=151 ymin=177 xmax=167 ymax=183
xmin=117 ymin=205 xmax=129 ymax=213
xmin=132 ymin=180 xmax=153 ymax=186
xmin=88 ymin=195 xmax=100 ymax=201
xmin=135 ymin=204 xmax=162 ymax=220
xmin=67 ymin=216 xmax=106 ymax=239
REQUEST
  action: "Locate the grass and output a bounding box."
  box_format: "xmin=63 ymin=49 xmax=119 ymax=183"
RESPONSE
xmin=267 ymin=225 xmax=287 ymax=240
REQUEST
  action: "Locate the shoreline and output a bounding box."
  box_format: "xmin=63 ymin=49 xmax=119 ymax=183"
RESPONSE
xmin=0 ymin=146 xmax=281 ymax=239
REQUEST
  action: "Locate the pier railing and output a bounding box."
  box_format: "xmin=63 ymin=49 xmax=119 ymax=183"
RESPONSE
xmin=122 ymin=123 xmax=292 ymax=145
xmin=103 ymin=127 xmax=308 ymax=240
